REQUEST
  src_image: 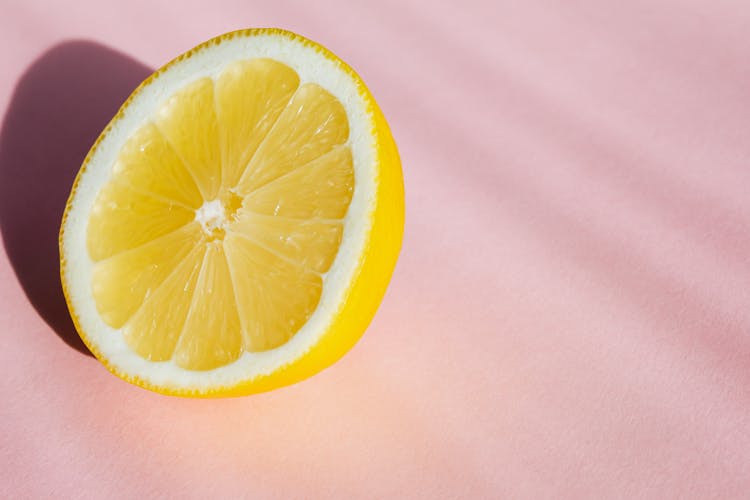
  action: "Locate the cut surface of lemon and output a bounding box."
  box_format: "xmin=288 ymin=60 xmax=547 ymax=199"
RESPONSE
xmin=59 ymin=29 xmax=404 ymax=397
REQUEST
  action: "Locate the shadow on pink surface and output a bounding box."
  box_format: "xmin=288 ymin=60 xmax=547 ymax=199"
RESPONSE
xmin=0 ymin=40 xmax=152 ymax=355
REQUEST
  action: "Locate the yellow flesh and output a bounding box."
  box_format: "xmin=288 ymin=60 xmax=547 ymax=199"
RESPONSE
xmin=87 ymin=58 xmax=353 ymax=370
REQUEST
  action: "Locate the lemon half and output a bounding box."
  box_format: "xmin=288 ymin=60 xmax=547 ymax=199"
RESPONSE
xmin=59 ymin=29 xmax=404 ymax=397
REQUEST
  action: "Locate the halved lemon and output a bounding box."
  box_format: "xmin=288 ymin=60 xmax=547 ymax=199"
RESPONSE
xmin=59 ymin=29 xmax=404 ymax=397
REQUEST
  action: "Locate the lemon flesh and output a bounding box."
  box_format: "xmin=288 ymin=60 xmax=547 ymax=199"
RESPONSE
xmin=87 ymin=59 xmax=353 ymax=370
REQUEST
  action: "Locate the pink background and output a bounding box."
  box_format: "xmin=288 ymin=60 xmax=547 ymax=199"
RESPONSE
xmin=2 ymin=0 xmax=750 ymax=497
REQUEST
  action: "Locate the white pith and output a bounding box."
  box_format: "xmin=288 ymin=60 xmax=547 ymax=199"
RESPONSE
xmin=195 ymin=199 xmax=227 ymax=236
xmin=61 ymin=32 xmax=377 ymax=391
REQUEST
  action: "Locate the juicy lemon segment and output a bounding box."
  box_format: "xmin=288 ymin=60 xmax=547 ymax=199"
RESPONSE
xmin=216 ymin=59 xmax=300 ymax=190
xmin=91 ymin=222 xmax=204 ymax=328
xmin=87 ymin=56 xmax=353 ymax=370
xmin=123 ymin=244 xmax=205 ymax=362
xmin=172 ymin=242 xmax=244 ymax=370
xmin=86 ymin=182 xmax=196 ymax=261
xmin=231 ymin=211 xmax=343 ymax=273
xmin=235 ymin=83 xmax=349 ymax=195
xmin=109 ymin=122 xmax=204 ymax=210
xmin=244 ymin=146 xmax=354 ymax=219
xmin=153 ymin=78 xmax=222 ymax=200
xmin=224 ymin=234 xmax=323 ymax=352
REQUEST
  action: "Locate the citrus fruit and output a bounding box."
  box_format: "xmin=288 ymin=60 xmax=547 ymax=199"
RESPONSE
xmin=59 ymin=29 xmax=404 ymax=397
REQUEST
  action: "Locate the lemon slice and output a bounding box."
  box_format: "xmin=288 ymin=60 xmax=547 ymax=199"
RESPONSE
xmin=59 ymin=29 xmax=404 ymax=397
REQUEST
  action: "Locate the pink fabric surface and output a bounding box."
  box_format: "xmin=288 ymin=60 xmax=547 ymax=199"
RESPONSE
xmin=2 ymin=0 xmax=750 ymax=497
